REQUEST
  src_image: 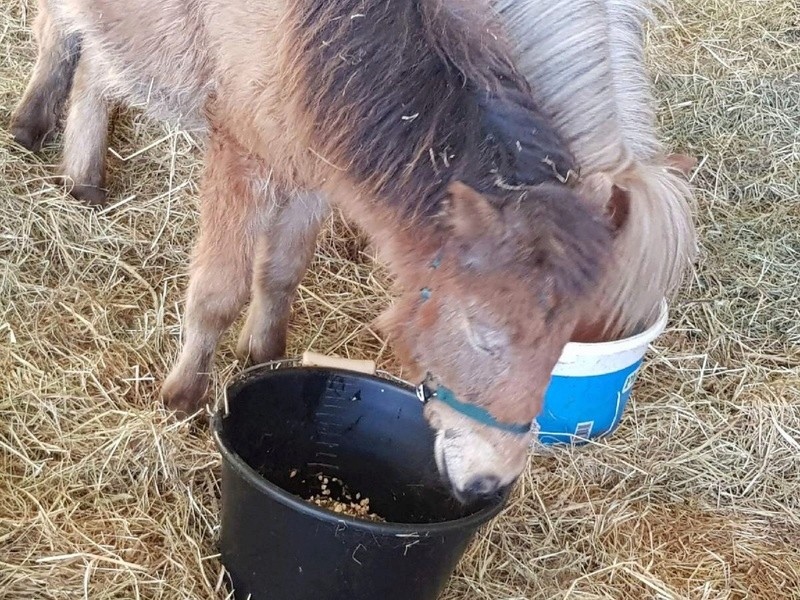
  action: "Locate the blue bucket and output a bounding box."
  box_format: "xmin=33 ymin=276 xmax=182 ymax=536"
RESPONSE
xmin=534 ymin=301 xmax=669 ymax=445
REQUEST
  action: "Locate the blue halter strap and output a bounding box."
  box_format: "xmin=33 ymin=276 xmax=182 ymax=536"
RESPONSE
xmin=416 ymin=379 xmax=532 ymax=436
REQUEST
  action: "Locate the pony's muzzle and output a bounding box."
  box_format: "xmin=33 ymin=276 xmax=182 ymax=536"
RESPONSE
xmin=434 ymin=431 xmax=507 ymax=505
xmin=462 ymin=475 xmax=501 ymax=500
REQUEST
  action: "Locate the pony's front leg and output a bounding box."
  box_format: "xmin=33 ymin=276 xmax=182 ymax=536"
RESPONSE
xmin=10 ymin=0 xmax=80 ymax=153
xmin=58 ymin=46 xmax=112 ymax=206
xmin=162 ymin=129 xmax=267 ymax=415
xmin=236 ymin=191 xmax=330 ymax=363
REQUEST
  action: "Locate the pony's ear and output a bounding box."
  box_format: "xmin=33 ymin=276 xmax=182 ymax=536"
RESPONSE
xmin=446 ymin=181 xmax=501 ymax=239
xmin=666 ymin=154 xmax=697 ymax=178
xmin=575 ymin=173 xmax=629 ymax=233
xmin=607 ymin=185 xmax=631 ymax=232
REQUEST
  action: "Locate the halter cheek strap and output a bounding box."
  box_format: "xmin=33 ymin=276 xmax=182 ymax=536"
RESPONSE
xmin=417 ymin=377 xmax=532 ymax=436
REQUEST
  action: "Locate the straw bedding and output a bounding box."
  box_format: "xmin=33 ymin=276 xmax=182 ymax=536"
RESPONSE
xmin=1 ymin=0 xmax=798 ymax=597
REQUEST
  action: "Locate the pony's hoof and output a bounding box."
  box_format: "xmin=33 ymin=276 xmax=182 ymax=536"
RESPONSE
xmin=161 ymin=377 xmax=207 ymax=418
xmin=235 ymin=331 xmax=286 ymax=365
xmin=10 ymin=121 xmax=49 ymax=153
xmin=69 ymin=183 xmax=108 ymax=207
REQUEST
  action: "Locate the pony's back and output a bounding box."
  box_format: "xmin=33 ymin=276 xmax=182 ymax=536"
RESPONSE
xmin=494 ymin=0 xmax=631 ymax=173
xmin=282 ymin=0 xmax=577 ymax=219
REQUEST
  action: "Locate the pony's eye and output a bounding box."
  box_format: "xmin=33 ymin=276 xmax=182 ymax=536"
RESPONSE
xmin=464 ymin=315 xmax=508 ymax=359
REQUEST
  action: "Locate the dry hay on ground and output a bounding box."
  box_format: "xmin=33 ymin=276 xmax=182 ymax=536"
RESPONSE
xmin=1 ymin=0 xmax=799 ymax=598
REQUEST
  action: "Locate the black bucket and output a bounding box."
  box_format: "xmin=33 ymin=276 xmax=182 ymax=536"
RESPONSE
xmin=212 ymin=365 xmax=509 ymax=600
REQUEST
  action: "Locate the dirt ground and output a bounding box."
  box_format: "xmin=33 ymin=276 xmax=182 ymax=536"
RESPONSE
xmin=1 ymin=0 xmax=798 ymax=598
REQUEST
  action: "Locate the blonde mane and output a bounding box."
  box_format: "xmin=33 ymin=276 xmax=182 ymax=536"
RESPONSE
xmin=604 ymin=0 xmax=666 ymax=159
xmin=495 ymin=0 xmax=697 ymax=336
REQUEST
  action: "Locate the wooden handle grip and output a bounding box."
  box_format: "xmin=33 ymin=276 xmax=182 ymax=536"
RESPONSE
xmin=301 ymin=351 xmax=376 ymax=375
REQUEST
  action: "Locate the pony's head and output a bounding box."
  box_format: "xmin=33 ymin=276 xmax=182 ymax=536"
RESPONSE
xmin=379 ymin=180 xmax=612 ymax=503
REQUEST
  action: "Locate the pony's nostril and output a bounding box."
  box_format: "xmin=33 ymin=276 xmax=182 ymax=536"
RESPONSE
xmin=464 ymin=475 xmax=500 ymax=499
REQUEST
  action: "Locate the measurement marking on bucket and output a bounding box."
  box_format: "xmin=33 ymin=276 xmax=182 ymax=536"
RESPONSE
xmin=317 ymin=433 xmax=343 ymax=445
xmin=307 ymin=462 xmax=339 ymax=470
xmin=315 ymin=441 xmax=340 ymax=449
xmin=318 ymin=424 xmax=349 ymax=434
xmin=317 ymin=424 xmax=343 ymax=434
xmin=574 ymin=421 xmax=594 ymax=439
xmin=315 ymin=452 xmax=338 ymax=459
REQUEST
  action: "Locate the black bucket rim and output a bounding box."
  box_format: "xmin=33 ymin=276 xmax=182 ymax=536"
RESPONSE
xmin=212 ymin=365 xmax=510 ymax=535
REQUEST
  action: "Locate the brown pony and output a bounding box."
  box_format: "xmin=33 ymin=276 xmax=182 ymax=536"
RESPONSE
xmin=11 ymin=0 xmax=613 ymax=502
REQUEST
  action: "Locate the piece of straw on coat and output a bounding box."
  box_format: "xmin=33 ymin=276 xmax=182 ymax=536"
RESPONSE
xmin=495 ymin=0 xmax=697 ymax=340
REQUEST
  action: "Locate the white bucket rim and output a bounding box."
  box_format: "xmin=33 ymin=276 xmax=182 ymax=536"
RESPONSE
xmin=559 ymin=299 xmax=669 ymax=361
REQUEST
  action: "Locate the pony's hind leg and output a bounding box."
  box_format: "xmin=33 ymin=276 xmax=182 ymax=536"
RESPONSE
xmin=236 ymin=191 xmax=330 ymax=363
xmin=10 ymin=2 xmax=81 ymax=152
xmin=162 ymin=128 xmax=267 ymax=415
xmin=59 ymin=46 xmax=111 ymax=206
